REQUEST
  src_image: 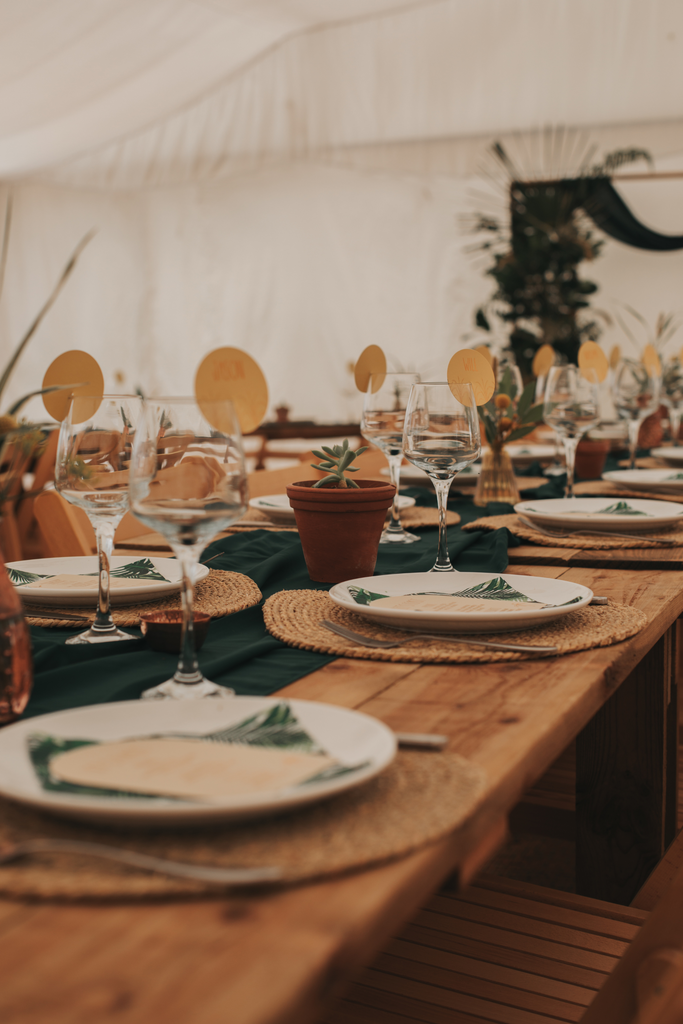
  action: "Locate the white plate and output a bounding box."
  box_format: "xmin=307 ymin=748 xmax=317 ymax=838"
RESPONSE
xmin=329 ymin=571 xmax=592 ymax=634
xmin=651 ymin=447 xmax=683 ymax=465
xmin=380 ymin=464 xmax=481 ymax=487
xmin=0 ymin=698 xmax=396 ymax=827
xmin=6 ymin=556 xmax=209 ymax=607
xmin=602 ymin=469 xmax=683 ymax=492
xmin=504 ymin=444 xmax=558 ymax=463
xmin=515 ymin=497 xmax=683 ymax=532
xmin=250 ymin=492 xmax=416 ymax=525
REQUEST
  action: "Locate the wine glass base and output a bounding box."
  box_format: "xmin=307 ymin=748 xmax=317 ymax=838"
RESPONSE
xmin=429 ymin=563 xmax=456 ymax=572
xmin=140 ymin=678 xmax=236 ymax=700
xmin=66 ymin=626 xmax=137 ymax=645
xmin=544 ymin=466 xmax=566 ymax=477
xmin=379 ymin=528 xmax=421 ymax=545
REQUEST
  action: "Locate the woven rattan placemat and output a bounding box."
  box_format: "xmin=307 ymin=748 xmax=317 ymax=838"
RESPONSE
xmin=263 ymin=590 xmax=646 ymax=663
xmin=0 ymin=750 xmax=484 ymax=900
xmin=397 ymin=507 xmax=459 ymax=529
xmin=463 ymin=513 xmax=683 ymax=549
xmin=23 ymin=570 xmax=262 ymax=629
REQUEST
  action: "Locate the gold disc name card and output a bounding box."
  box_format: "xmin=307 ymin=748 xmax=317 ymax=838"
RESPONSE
xmin=642 ymin=343 xmax=662 ymax=377
xmin=42 ymin=350 xmax=104 ymax=423
xmin=532 ymin=343 xmax=556 ymax=378
xmin=195 ymin=347 xmax=269 ymax=435
xmin=447 ymin=348 xmax=495 ymax=406
xmin=578 ymin=341 xmax=609 ymax=383
xmin=609 ymin=344 xmax=621 ymax=371
xmin=354 ymin=345 xmax=387 ymax=393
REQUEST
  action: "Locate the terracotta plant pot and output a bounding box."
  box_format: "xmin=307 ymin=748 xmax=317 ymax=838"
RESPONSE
xmin=575 ymin=439 xmax=610 ymax=480
xmin=286 ymin=479 xmax=395 ymax=584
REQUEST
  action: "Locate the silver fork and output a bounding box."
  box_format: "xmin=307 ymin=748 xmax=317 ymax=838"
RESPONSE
xmin=517 ymin=515 xmax=680 ymax=546
xmin=0 ymin=838 xmax=282 ymax=886
xmin=322 ymin=620 xmax=558 ymax=655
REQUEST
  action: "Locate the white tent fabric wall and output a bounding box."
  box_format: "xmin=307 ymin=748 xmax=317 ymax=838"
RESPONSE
xmin=1 ymin=0 xmax=683 ymax=425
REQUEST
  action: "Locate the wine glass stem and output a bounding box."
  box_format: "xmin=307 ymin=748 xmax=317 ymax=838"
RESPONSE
xmin=174 ymin=550 xmax=202 ymax=685
xmin=563 ymin=437 xmax=579 ymax=499
xmin=432 ymin=477 xmax=454 ymax=571
xmin=628 ymin=419 xmax=640 ymax=470
xmin=671 ymin=408 xmax=682 ymax=444
xmin=92 ymin=519 xmax=117 ymax=632
xmin=386 ymin=454 xmax=403 ymax=532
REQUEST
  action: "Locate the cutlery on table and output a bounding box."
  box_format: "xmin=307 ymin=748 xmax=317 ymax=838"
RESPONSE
xmin=322 ymin=620 xmax=558 ymax=655
xmin=23 ymin=610 xmax=90 ymax=622
xmin=395 ymin=733 xmax=448 ymax=750
xmin=517 ymin=515 xmax=679 ymax=546
xmin=0 ymin=838 xmax=282 ymax=886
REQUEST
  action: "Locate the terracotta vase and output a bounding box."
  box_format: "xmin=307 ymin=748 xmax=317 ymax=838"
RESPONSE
xmin=474 ymin=447 xmax=520 ymax=507
xmin=575 ymin=439 xmax=610 ymax=480
xmin=286 ymin=479 xmax=395 ymax=583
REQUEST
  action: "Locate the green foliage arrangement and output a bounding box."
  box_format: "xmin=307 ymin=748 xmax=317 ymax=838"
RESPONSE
xmin=310 ymin=439 xmax=368 ymax=488
xmin=478 ymin=366 xmax=545 ymax=452
xmin=473 ymin=143 xmax=650 ymax=377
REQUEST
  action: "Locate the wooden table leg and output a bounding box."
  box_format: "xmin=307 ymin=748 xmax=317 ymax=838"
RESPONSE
xmin=576 ymin=623 xmax=679 ymax=904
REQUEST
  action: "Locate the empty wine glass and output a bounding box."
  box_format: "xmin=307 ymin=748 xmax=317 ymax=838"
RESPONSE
xmin=128 ymin=397 xmax=248 ymax=699
xmin=55 ymin=394 xmax=143 ymax=645
xmin=543 ymin=366 xmax=600 ymax=498
xmin=402 ymin=382 xmax=480 ymax=572
xmin=361 ymin=372 xmax=420 ymax=545
xmin=662 ymin=358 xmax=683 ymax=444
xmin=613 ymin=359 xmax=661 ymax=469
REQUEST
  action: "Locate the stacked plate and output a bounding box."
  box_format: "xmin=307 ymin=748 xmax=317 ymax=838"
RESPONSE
xmin=250 ymin=492 xmax=416 ymax=525
xmin=515 ymin=497 xmax=683 ymax=532
xmin=602 ymin=469 xmax=683 ymax=493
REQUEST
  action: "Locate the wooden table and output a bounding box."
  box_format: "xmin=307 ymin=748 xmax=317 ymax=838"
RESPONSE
xmin=0 ymin=564 xmax=681 ymax=1024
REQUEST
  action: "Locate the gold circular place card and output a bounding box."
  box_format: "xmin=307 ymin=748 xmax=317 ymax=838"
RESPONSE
xmin=643 ymin=343 xmax=662 ymax=377
xmin=447 ymin=348 xmax=495 ymax=406
xmin=474 ymin=344 xmax=493 ymax=366
xmin=354 ymin=345 xmax=387 ymax=394
xmin=195 ymin=348 xmax=269 ymax=435
xmin=609 ymin=344 xmax=621 ymax=370
xmin=578 ymin=341 xmax=608 ymax=383
xmin=532 ymin=343 xmax=556 ymax=378
xmin=42 ymin=350 xmax=104 ymax=423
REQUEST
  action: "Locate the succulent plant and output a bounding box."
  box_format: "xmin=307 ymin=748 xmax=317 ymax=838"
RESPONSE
xmin=310 ymin=439 xmax=368 ymax=488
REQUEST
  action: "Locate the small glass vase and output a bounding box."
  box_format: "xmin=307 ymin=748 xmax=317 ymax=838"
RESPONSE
xmin=474 ymin=446 xmax=520 ymax=507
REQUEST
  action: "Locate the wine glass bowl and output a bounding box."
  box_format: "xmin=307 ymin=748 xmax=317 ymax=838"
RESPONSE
xmin=402 ymin=382 xmax=480 ymax=571
xmin=662 ymin=359 xmax=683 ymax=444
xmin=612 ymin=359 xmax=661 ymax=469
xmin=543 ymin=366 xmax=600 ymax=498
xmin=54 ymin=394 xmax=143 ymax=645
xmin=128 ymin=397 xmax=248 ymax=700
xmin=361 ymin=372 xmax=420 ymax=545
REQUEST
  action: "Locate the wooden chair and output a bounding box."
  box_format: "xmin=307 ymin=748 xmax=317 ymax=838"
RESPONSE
xmin=321 ymin=827 xmax=683 ymax=1024
xmin=33 ymin=490 xmax=159 ymax=558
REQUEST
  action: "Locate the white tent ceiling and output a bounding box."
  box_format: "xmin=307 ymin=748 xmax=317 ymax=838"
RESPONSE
xmin=1 ymin=0 xmax=683 ymax=423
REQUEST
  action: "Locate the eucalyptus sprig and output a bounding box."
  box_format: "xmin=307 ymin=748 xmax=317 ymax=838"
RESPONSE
xmin=478 ymin=366 xmax=545 ymax=449
xmin=310 ymin=439 xmax=368 ymax=488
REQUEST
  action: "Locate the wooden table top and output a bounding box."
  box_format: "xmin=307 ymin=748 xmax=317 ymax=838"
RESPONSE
xmin=1 ymin=564 xmax=682 ymax=1024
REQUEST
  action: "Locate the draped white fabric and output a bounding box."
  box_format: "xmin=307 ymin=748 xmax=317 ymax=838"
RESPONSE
xmin=1 ymin=0 xmax=683 ymax=423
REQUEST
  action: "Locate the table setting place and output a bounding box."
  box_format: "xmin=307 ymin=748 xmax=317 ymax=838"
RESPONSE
xmin=0 ymin=343 xmax=653 ymax=903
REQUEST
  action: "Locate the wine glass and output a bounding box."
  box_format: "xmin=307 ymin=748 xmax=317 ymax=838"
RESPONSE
xmin=662 ymin=358 xmax=683 ymax=444
xmin=361 ymin=372 xmax=420 ymax=545
xmin=128 ymin=397 xmax=248 ymax=700
xmin=54 ymin=394 xmax=143 ymax=645
xmin=402 ymin=382 xmax=480 ymax=572
xmin=612 ymin=360 xmax=661 ymax=469
xmin=543 ymin=366 xmax=600 ymax=498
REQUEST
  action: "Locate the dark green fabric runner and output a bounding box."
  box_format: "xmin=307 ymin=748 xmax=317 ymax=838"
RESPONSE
xmin=23 ymin=452 xmax=631 ymax=720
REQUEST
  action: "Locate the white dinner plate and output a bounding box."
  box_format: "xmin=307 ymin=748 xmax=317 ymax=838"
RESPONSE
xmin=250 ymin=492 xmax=416 ymax=525
xmin=602 ymin=469 xmax=683 ymax=492
xmin=651 ymin=447 xmax=683 ymax=465
xmin=515 ymin=497 xmax=683 ymax=532
xmin=380 ymin=464 xmax=481 ymax=487
xmin=504 ymin=444 xmax=558 ymax=463
xmin=6 ymin=556 xmax=209 ymax=607
xmin=329 ymin=571 xmax=592 ymax=634
xmin=0 ymin=698 xmax=396 ymax=827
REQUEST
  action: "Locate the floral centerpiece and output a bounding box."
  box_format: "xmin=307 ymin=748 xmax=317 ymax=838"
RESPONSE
xmin=474 ymin=367 xmax=544 ymax=506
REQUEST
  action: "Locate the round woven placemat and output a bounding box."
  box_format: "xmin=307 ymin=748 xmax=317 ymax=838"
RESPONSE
xmin=398 ymin=507 xmax=460 ymax=529
xmin=0 ymin=750 xmax=484 ymax=901
xmin=462 ymin=513 xmax=683 ymax=549
xmin=263 ymin=589 xmax=646 ymax=663
xmin=23 ymin=570 xmax=262 ymax=629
